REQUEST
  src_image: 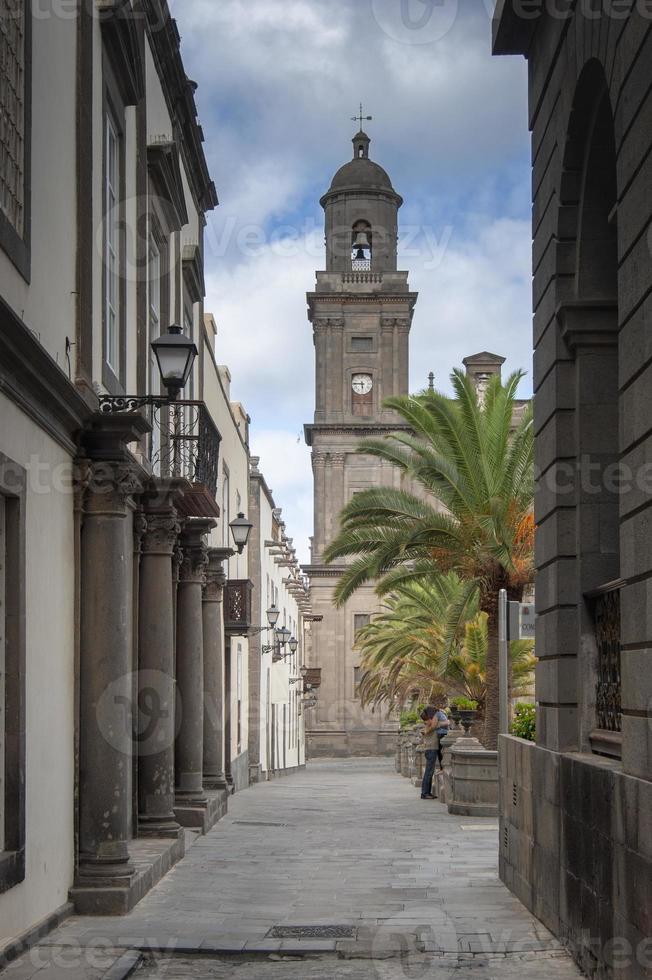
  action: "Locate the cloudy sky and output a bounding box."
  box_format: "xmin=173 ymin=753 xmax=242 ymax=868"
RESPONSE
xmin=170 ymin=0 xmax=532 ymax=563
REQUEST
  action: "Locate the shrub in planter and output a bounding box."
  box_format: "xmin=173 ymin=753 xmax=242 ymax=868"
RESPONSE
xmin=449 ymin=697 xmax=479 ymax=712
xmin=510 ymin=702 xmax=536 ymax=742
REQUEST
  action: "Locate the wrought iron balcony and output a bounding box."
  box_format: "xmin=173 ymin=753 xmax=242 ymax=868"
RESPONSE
xmin=99 ymin=396 xmax=221 ymax=517
xmin=303 ymin=668 xmax=322 ymax=693
xmin=224 ymin=579 xmax=254 ymax=636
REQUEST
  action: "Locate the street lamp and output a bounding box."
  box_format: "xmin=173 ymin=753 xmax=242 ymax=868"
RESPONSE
xmin=277 ymin=626 xmax=291 ymax=649
xmin=151 ymin=325 xmax=198 ymax=401
xmin=266 ymin=604 xmax=280 ymax=628
xmin=288 ymin=636 xmax=298 ymax=655
xmin=229 ymin=512 xmax=253 ymax=554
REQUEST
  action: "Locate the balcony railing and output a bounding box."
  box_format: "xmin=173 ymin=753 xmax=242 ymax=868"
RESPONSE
xmin=342 ymin=272 xmax=383 ymax=285
xmin=224 ymin=579 xmax=253 ymax=636
xmin=586 ymin=579 xmax=624 ymax=758
xmin=99 ymin=397 xmax=221 ymax=515
xmin=303 ymin=668 xmax=322 ymax=692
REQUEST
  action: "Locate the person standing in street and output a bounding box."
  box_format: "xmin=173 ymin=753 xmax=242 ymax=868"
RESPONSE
xmin=420 ymin=707 xmax=439 ymax=799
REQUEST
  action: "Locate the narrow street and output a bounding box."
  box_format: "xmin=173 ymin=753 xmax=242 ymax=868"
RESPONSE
xmin=8 ymin=760 xmax=582 ymax=979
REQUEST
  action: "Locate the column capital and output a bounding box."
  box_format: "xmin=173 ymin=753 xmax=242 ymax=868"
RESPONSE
xmin=79 ymin=458 xmax=146 ymax=517
xmin=179 ymin=542 xmax=209 ymax=585
xmin=143 ymin=513 xmax=182 ymax=556
xmin=328 ymin=317 xmax=345 ymax=330
xmin=381 ymin=316 xmax=397 ymax=332
xmin=557 ymin=300 xmax=618 ymax=351
xmin=204 ymin=548 xmax=228 ymax=601
xmin=331 ymin=452 xmax=346 ymax=465
xmin=312 ymin=451 xmax=328 ymax=467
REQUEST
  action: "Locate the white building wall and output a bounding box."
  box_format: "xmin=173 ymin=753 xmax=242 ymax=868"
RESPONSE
xmin=0 ymin=396 xmax=75 ymax=947
xmin=256 ymin=484 xmax=304 ymax=775
xmin=200 ymin=319 xmax=250 ymax=770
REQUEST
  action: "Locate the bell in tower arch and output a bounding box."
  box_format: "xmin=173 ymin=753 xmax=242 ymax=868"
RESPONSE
xmin=352 ymin=222 xmax=372 ymax=270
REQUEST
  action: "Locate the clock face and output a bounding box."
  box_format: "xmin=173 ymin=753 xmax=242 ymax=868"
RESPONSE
xmin=352 ymin=374 xmax=373 ymax=396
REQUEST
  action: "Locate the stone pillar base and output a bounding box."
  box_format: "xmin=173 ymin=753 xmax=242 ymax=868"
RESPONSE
xmin=70 ymin=835 xmax=185 ymax=915
xmin=137 ymin=817 xmax=183 ymax=841
xmin=174 ymin=789 xmax=227 ymax=834
xmin=447 ymin=738 xmax=498 ymax=818
xmin=249 ymin=763 xmax=263 ymax=784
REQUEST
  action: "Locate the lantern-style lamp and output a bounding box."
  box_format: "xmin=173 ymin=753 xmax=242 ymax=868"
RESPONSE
xmin=266 ymin=604 xmax=280 ymax=628
xmin=151 ymin=325 xmax=198 ymax=400
xmin=288 ymin=636 xmax=298 ymax=655
xmin=229 ymin=512 xmax=253 ymax=554
xmin=276 ymin=626 xmax=291 ymax=649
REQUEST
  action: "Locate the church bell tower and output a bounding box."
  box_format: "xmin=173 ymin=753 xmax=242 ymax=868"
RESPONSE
xmin=303 ymin=124 xmax=418 ymax=758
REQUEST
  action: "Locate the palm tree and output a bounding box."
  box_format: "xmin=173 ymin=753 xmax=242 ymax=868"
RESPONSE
xmin=445 ymin=613 xmax=536 ymax=713
xmin=354 ymin=579 xmax=536 ymax=720
xmin=324 ymin=369 xmax=534 ymax=749
xmin=354 ymin=574 xmax=478 ymax=709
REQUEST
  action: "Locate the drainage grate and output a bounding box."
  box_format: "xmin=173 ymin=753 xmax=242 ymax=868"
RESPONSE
xmin=266 ymin=925 xmax=357 ymax=940
xmin=512 ymin=782 xmax=518 ymax=807
xmin=233 ymin=820 xmax=287 ymax=828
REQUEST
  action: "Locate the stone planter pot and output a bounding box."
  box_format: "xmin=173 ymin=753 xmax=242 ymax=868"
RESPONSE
xmin=458 ymin=709 xmax=478 ymax=736
xmin=447 ymin=737 xmax=498 ymax=817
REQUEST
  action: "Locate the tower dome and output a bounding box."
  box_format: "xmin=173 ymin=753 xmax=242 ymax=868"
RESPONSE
xmin=322 ymin=131 xmax=402 ymax=204
xmin=321 ymin=129 xmax=402 ymax=274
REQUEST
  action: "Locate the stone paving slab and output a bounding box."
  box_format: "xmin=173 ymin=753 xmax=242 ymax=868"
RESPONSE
xmin=2 ymin=760 xmax=584 ymax=979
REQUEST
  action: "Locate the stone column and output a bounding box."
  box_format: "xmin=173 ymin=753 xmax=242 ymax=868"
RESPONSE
xmin=175 ymin=519 xmax=214 ymax=805
xmin=77 ymin=456 xmax=144 ymax=881
xmin=313 ymin=320 xmax=328 ymax=422
xmin=137 ymin=496 xmax=182 ymax=838
xmin=203 ymin=549 xmax=229 ymax=790
xmin=331 ymin=318 xmax=345 ymax=420
xmin=312 ymin=452 xmax=327 ymax=558
xmin=381 ymin=317 xmax=395 ymax=415
xmin=224 ymin=636 xmax=235 ymax=793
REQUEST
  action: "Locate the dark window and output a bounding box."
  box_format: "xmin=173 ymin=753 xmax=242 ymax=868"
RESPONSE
xmin=101 ymin=48 xmax=128 ymax=393
xmin=354 ymin=614 xmax=371 ymax=638
xmin=0 ymin=1 xmax=31 ymax=279
xmin=0 ymin=455 xmax=26 ymax=893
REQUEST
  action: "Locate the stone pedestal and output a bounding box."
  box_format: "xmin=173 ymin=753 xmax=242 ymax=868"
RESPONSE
xmin=440 ymin=728 xmax=465 ymax=768
xmin=174 ymin=518 xmax=215 ymax=825
xmin=202 ymin=548 xmax=229 ymax=800
xmin=447 ymin=737 xmax=499 ymax=817
xmin=137 ymin=491 xmax=183 ymax=839
xmin=413 ymin=745 xmax=426 ymax=787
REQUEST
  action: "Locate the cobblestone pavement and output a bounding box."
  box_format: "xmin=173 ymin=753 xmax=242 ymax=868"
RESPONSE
xmin=4 ymin=759 xmax=584 ymax=979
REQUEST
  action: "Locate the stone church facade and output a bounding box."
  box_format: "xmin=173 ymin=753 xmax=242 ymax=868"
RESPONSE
xmin=303 ymin=130 xmax=418 ymax=758
xmin=493 ymin=4 xmax=652 ymax=978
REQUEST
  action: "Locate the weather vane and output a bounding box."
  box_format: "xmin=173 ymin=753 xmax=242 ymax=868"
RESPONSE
xmin=352 ymin=103 xmax=372 ymax=129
